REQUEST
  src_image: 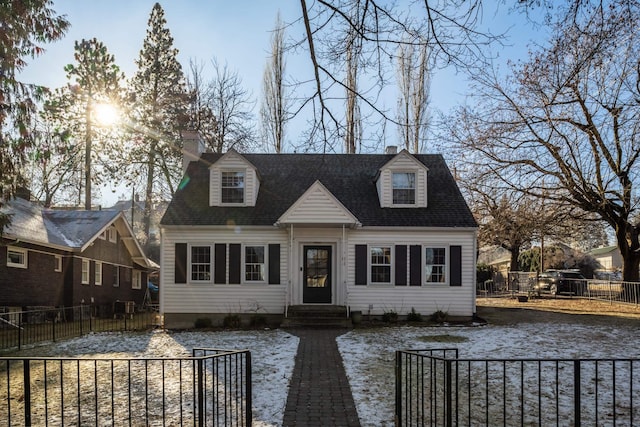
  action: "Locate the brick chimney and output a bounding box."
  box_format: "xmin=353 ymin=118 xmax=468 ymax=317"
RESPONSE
xmin=182 ymin=130 xmax=205 ymax=174
xmin=385 ymin=146 xmax=398 ymax=155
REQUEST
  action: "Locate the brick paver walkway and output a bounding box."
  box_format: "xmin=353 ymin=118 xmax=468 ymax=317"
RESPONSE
xmin=282 ymin=329 xmax=361 ymax=426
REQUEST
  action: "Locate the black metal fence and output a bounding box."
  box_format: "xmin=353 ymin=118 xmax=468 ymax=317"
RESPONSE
xmin=396 ymin=348 xmax=640 ymax=426
xmin=477 ymin=275 xmax=640 ymax=305
xmin=0 ymin=305 xmax=158 ymax=352
xmin=0 ymin=348 xmax=252 ymax=426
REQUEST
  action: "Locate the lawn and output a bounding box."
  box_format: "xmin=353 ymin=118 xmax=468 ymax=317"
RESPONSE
xmin=3 ymin=298 xmax=640 ymax=426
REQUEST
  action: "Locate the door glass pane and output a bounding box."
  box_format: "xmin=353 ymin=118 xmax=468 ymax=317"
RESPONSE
xmin=306 ymin=248 xmax=328 ymax=288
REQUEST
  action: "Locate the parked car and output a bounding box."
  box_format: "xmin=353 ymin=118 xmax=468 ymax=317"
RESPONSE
xmin=532 ymin=270 xmax=587 ymax=296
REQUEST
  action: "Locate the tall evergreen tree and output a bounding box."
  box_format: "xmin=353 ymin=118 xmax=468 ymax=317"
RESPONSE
xmin=0 ymin=0 xmax=68 ymax=230
xmin=261 ymin=12 xmax=287 ymax=153
xmin=128 ymin=3 xmax=188 ymax=247
xmin=46 ymin=38 xmax=123 ymax=210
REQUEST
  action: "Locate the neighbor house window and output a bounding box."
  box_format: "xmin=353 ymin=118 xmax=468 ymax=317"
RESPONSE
xmin=221 ymin=171 xmax=245 ymax=203
xmin=191 ymin=246 xmax=211 ymax=281
xmin=108 ymin=226 xmax=117 ymax=243
xmin=7 ymin=247 xmax=28 ymax=269
xmin=392 ymin=172 xmax=416 ymax=205
xmin=95 ymin=261 xmax=102 ymax=286
xmin=81 ymin=259 xmax=90 ymax=284
xmin=245 ymin=245 xmax=265 ymax=282
xmin=132 ymin=270 xmax=142 ymax=289
xmin=370 ymin=246 xmax=392 ymax=284
xmin=54 ymin=255 xmax=62 ymax=272
xmin=425 ymin=247 xmax=446 ymax=284
xmin=113 ymin=265 xmax=120 ymax=287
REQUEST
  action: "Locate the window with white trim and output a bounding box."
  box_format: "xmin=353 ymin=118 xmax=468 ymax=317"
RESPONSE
xmin=95 ymin=261 xmax=102 ymax=286
xmin=7 ymin=247 xmax=28 ymax=269
xmin=81 ymin=259 xmax=90 ymax=284
xmin=113 ymin=265 xmax=120 ymax=287
xmin=370 ymin=246 xmax=392 ymax=284
xmin=392 ymin=172 xmax=416 ymax=205
xmin=425 ymin=247 xmax=446 ymax=284
xmin=244 ymin=245 xmax=265 ymax=282
xmin=191 ymin=246 xmax=211 ymax=281
xmin=54 ymin=255 xmax=62 ymax=272
xmin=221 ymin=171 xmax=245 ymax=204
xmin=132 ymin=270 xmax=142 ymax=289
xmin=108 ymin=226 xmax=117 ymax=243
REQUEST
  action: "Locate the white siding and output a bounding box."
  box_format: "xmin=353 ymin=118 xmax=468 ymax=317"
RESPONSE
xmin=345 ymin=228 xmax=476 ymax=317
xmin=278 ymin=182 xmax=358 ymax=225
xmin=161 ymin=225 xmax=477 ymax=318
xmin=208 ymin=153 xmax=259 ymax=207
xmin=377 ymin=153 xmax=428 ymax=208
xmin=161 ymin=227 xmax=288 ymax=314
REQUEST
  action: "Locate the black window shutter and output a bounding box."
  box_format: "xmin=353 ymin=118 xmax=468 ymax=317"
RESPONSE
xmin=268 ymin=244 xmax=280 ymax=284
xmin=355 ymin=245 xmax=367 ymax=285
xmin=409 ymin=245 xmax=422 ymax=286
xmin=175 ymin=243 xmax=187 ymax=284
xmin=450 ymin=245 xmax=462 ymax=286
xmin=395 ymin=245 xmax=407 ymax=286
xmin=214 ymin=243 xmax=226 ymax=284
xmin=229 ymin=244 xmax=241 ymax=284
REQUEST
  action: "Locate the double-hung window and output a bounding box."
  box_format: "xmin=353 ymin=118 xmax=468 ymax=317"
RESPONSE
xmin=392 ymin=172 xmax=416 ymax=205
xmin=370 ymin=246 xmax=392 ymax=284
xmin=95 ymin=261 xmax=102 ymax=286
xmin=132 ymin=270 xmax=142 ymax=289
xmin=191 ymin=246 xmax=211 ymax=281
xmin=7 ymin=247 xmax=27 ymax=269
xmin=245 ymin=245 xmax=265 ymax=282
xmin=81 ymin=259 xmax=90 ymax=284
xmin=425 ymin=247 xmax=446 ymax=284
xmin=221 ymin=171 xmax=245 ymax=204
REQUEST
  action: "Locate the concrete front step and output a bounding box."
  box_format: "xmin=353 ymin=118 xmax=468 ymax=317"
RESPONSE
xmin=282 ymin=305 xmax=352 ymax=328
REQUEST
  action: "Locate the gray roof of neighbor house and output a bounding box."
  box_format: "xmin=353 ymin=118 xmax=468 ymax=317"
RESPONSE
xmin=2 ymin=197 xmax=119 ymax=249
xmin=162 ymin=153 xmax=478 ymax=228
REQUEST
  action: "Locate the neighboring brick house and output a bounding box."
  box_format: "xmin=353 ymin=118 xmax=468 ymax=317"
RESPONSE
xmin=0 ymin=196 xmax=155 ymax=314
xmin=160 ymin=146 xmax=478 ymax=328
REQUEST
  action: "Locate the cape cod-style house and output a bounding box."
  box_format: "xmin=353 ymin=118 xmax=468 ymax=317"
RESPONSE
xmin=160 ymin=141 xmax=478 ymax=328
xmin=0 ymin=194 xmax=155 ymax=316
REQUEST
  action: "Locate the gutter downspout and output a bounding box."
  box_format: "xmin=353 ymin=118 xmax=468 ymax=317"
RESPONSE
xmin=343 ymin=224 xmax=348 ymax=318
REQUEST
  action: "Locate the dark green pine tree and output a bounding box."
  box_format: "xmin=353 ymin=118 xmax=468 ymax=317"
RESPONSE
xmin=55 ymin=38 xmax=123 ymax=210
xmin=128 ymin=2 xmax=188 ymax=248
xmin=0 ymin=0 xmax=69 ymax=231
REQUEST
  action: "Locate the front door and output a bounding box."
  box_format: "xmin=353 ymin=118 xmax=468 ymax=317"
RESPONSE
xmin=303 ymin=246 xmax=332 ymax=303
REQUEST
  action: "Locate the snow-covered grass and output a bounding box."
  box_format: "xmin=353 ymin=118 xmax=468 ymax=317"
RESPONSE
xmin=4 ymin=319 xmax=640 ymax=426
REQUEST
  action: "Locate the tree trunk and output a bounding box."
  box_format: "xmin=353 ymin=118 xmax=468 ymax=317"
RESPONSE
xmin=616 ymin=224 xmax=640 ymax=282
xmin=143 ymin=143 xmax=156 ymax=250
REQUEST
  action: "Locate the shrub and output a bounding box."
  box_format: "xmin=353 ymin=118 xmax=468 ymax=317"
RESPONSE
xmin=407 ymin=307 xmax=423 ymax=322
xmin=223 ymin=314 xmax=241 ymax=328
xmin=194 ymin=317 xmax=212 ymax=329
xmin=250 ymin=315 xmax=267 ymax=328
xmin=430 ymin=309 xmax=448 ymax=323
xmin=382 ymin=309 xmax=398 ymax=323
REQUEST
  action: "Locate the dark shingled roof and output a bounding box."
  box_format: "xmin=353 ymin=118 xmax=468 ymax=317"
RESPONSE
xmin=161 ymin=153 xmax=478 ymax=228
xmin=2 ymin=197 xmax=119 ymax=249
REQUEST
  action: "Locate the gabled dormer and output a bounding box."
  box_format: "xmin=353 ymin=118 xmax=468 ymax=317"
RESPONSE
xmin=209 ymin=150 xmax=260 ymax=207
xmin=376 ymin=149 xmax=428 ymax=208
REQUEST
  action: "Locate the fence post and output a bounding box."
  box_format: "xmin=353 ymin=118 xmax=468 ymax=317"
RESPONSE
xmin=395 ymin=351 xmax=402 ymax=426
xmin=23 ymin=360 xmax=31 ymax=426
xmin=197 ymin=358 xmax=204 ymax=427
xmin=18 ymin=315 xmax=22 ymax=350
xmin=246 ymin=351 xmax=252 ymax=426
xmin=574 ymin=360 xmax=581 ymax=427
xmin=445 ymin=359 xmax=453 ymax=427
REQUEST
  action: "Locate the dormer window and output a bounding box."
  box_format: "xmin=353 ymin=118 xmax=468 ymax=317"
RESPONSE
xmin=392 ymin=172 xmax=416 ymax=205
xmin=221 ymin=171 xmax=245 ymax=204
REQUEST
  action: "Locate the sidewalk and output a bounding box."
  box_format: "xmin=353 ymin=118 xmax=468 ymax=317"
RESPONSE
xmin=282 ymin=329 xmax=361 ymax=426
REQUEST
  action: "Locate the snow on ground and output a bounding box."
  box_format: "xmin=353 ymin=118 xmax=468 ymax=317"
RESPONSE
xmin=9 ymin=320 xmax=640 ymax=426
xmin=337 ymin=321 xmax=640 ymax=426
